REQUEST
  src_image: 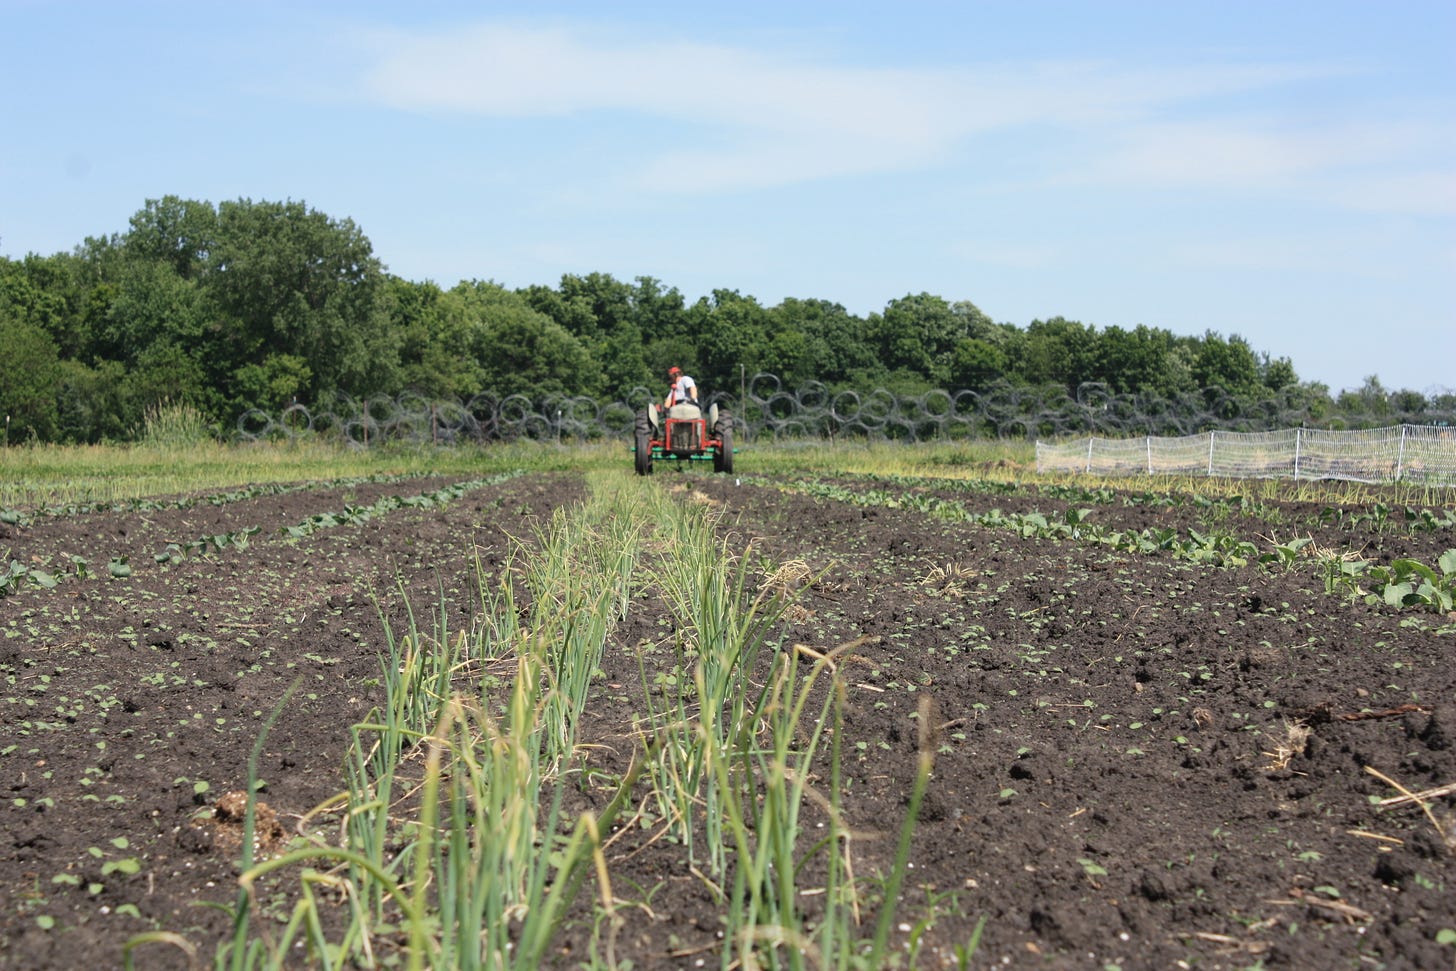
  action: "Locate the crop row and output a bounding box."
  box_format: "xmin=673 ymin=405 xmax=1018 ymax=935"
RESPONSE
xmin=0 ymin=474 xmax=524 ymax=599
xmin=750 ymin=475 xmax=1456 ymax=615
xmin=0 ymin=472 xmax=441 ymax=527
xmin=795 ymin=470 xmax=1456 ymax=536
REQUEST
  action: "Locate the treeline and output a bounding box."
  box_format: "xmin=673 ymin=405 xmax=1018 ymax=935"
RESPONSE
xmin=0 ymin=195 xmax=1447 ymax=443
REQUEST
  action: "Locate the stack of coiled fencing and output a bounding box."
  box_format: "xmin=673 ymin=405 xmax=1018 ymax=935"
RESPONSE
xmin=236 ymin=391 xmax=646 ymax=447
xmin=235 ymin=376 xmax=1456 ymax=449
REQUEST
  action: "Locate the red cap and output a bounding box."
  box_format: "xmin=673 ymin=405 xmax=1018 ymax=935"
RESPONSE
xmin=669 ymin=366 xmax=682 ymax=376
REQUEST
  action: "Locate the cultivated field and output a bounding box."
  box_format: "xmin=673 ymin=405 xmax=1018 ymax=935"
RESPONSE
xmin=1 ymin=442 xmax=1453 ymax=971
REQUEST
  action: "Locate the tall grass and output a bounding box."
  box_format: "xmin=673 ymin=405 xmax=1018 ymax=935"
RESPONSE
xmin=1046 ymin=469 xmax=1447 ymax=506
xmin=0 ymin=440 xmax=621 ymax=510
xmin=745 ymin=438 xmax=1035 ymax=479
xmin=136 ymin=399 xmax=219 ymax=448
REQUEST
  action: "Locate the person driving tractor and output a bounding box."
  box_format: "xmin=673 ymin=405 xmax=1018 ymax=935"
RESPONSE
xmin=664 ymin=366 xmax=698 ymax=409
xmin=635 ymin=364 xmax=732 ymax=476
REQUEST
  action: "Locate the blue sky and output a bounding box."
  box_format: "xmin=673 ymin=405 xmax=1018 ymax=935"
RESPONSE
xmin=3 ymin=1 xmax=1452 ymax=395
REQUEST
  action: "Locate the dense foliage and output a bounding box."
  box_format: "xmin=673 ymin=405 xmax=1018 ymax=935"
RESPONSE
xmin=1 ymin=195 xmax=1449 ymax=443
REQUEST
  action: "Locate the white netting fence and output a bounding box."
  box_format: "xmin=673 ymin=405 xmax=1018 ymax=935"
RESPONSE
xmin=1036 ymin=425 xmax=1456 ymax=486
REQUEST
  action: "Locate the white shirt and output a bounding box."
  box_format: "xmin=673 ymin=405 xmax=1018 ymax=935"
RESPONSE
xmin=668 ymin=375 xmax=697 ymax=405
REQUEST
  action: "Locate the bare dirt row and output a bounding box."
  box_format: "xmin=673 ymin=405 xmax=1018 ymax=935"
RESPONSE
xmin=1 ymin=469 xmax=1453 ymax=970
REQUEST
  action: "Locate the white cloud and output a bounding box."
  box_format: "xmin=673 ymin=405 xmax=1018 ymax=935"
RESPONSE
xmin=1338 ymin=169 xmax=1456 ymax=216
xmin=1090 ymin=122 xmax=1327 ymax=186
xmin=363 ymin=23 xmax=942 ymax=127
xmin=1075 ymin=116 xmax=1456 ymax=210
xmin=1160 ymin=233 xmax=1365 ymax=273
xmin=353 ymin=19 xmax=1444 ymax=206
xmin=1057 ymin=123 xmax=1456 ymax=225
xmin=360 ymin=22 xmax=959 ymax=189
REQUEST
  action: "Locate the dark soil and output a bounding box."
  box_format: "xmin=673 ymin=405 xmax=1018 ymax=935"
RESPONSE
xmin=2 ymin=468 xmax=1453 ymax=970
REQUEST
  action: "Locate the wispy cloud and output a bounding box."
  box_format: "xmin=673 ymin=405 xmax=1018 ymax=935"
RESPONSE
xmin=1338 ymin=169 xmax=1456 ymax=216
xmin=358 ymin=22 xmax=957 ymax=187
xmin=352 ymin=19 xmax=1448 ymax=207
xmin=1070 ymin=115 xmax=1456 ymax=215
xmin=1162 ymin=231 xmax=1375 ymax=273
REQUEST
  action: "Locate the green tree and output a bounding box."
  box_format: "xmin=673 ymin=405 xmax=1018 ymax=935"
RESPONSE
xmin=231 ymin=354 xmax=313 ymax=412
xmin=867 ymin=293 xmax=962 ymax=387
xmin=124 ymin=196 xmax=218 ymax=281
xmin=54 ymin=359 xmax=128 ymax=443
xmin=121 ymin=341 xmax=213 ymax=420
xmin=1014 ymin=317 xmax=1098 ymax=391
xmin=0 ymin=314 xmax=61 ymax=441
xmin=1095 ymin=324 xmax=1183 ymax=395
xmin=520 ymin=273 xmax=690 ymax=396
xmin=387 ymin=276 xmax=484 ymax=398
xmin=687 ymin=289 xmax=770 ymax=395
xmin=628 ymin=276 xmax=689 ymax=339
xmin=1259 ymin=354 xmax=1298 ymax=393
xmin=1336 ymin=375 xmax=1392 ymax=419
xmin=1191 ymin=331 xmax=1260 ymax=395
xmin=761 ymin=326 xmax=815 ymax=388
xmin=598 ymin=320 xmax=653 ymax=395
xmin=553 ymin=272 xmax=633 ymax=343
xmin=769 ymin=298 xmax=875 ymax=387
xmin=98 ymin=259 xmax=208 ymax=372
xmin=206 ymin=198 xmax=399 ymax=411
xmin=520 ymin=281 xmax=600 ymax=339
xmin=1390 ymin=387 xmax=1427 ymax=416
xmin=951 ymin=300 xmax=1001 ymax=342
xmin=949 ymin=338 xmax=1009 ymax=390
xmin=0 ymin=252 xmax=95 ymax=360
xmin=1269 ymin=380 xmax=1333 ymax=424
xmin=450 ymin=281 xmax=600 ymax=398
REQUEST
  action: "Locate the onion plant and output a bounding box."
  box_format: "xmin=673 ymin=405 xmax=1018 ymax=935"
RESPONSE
xmin=631 ymin=485 xmax=937 ymax=969
xmin=523 ymin=478 xmax=647 ymax=769
xmin=634 ymin=485 xmax=801 ymax=881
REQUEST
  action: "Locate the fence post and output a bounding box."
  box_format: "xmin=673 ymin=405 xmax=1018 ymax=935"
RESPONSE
xmin=1293 ymin=427 xmax=1302 ymax=481
xmin=1207 ymin=431 xmax=1215 ymax=476
xmin=1396 ymin=425 xmax=1407 ymax=481
xmin=1146 ymin=436 xmax=1152 ymax=475
xmin=741 ymin=364 xmax=748 ymax=442
xmin=1086 ymin=437 xmax=1094 ymax=474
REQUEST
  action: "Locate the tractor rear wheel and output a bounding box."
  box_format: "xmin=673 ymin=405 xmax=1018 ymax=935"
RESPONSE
xmin=634 ymin=410 xmax=654 ymax=475
xmin=714 ymin=413 xmax=734 ymax=474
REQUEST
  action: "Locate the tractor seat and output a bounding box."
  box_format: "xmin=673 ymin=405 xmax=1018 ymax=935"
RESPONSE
xmin=667 ymin=403 xmax=701 ymax=420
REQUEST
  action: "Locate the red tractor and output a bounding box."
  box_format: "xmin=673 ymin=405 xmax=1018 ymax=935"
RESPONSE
xmin=634 ymin=401 xmax=734 ymax=475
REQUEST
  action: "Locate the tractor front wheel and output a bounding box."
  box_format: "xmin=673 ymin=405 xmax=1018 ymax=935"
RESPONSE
xmin=714 ymin=414 xmax=734 ymax=474
xmin=634 ymin=410 xmax=654 ymax=475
